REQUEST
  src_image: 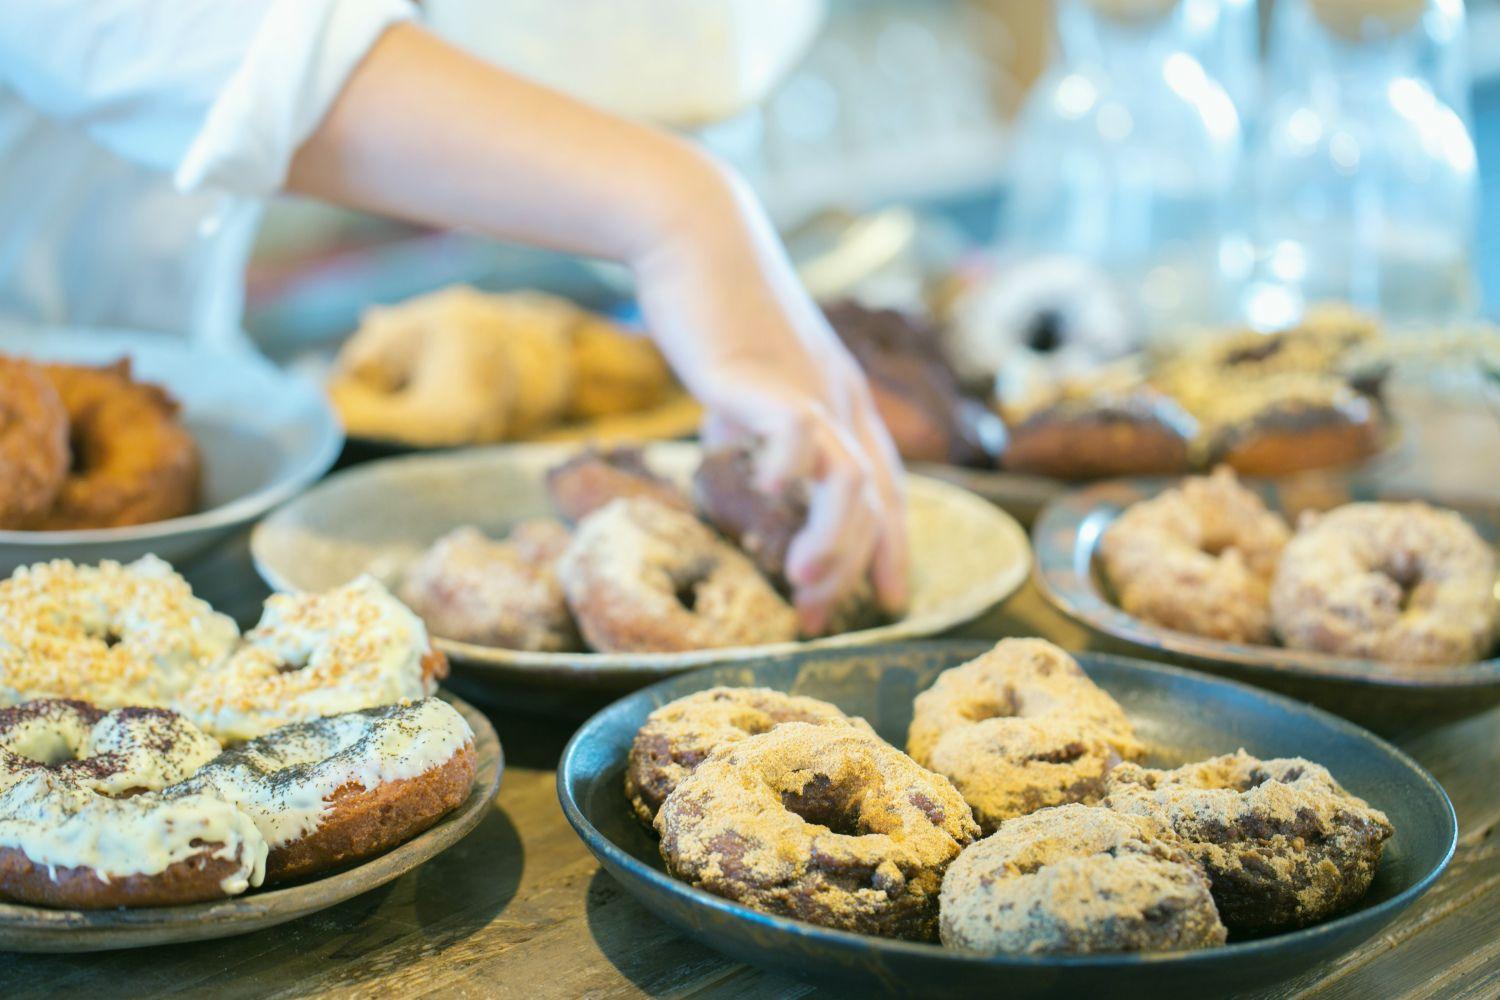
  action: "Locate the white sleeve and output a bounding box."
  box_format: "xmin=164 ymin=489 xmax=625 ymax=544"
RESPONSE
xmin=0 ymin=0 xmax=416 ymax=197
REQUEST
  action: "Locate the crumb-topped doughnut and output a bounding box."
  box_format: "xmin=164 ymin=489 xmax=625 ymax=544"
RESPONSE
xmin=1105 ymin=750 xmax=1394 ymax=934
xmin=625 ymin=687 xmax=872 ymax=825
xmin=0 ymin=356 xmax=69 ymax=529
xmin=558 ymin=498 xmax=798 ymax=653
xmin=179 ymin=576 xmax=447 ymax=742
xmin=0 ymin=699 xmax=266 ymax=908
xmin=656 ymin=723 xmax=979 ymax=940
xmin=400 ymin=521 xmax=578 ymax=652
xmin=1100 ymin=467 xmax=1291 ymax=643
xmin=940 ymin=804 xmax=1226 ymax=954
xmin=186 ymin=698 xmax=475 ymax=882
xmin=0 ymin=556 xmax=239 ymax=710
xmin=1271 ymin=502 xmax=1498 ymax=665
xmin=545 ymin=446 xmax=690 ymax=525
xmin=907 ymin=639 xmax=1143 ymax=832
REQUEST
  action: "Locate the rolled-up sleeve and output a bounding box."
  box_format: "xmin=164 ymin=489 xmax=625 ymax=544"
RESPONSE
xmin=0 ymin=0 xmax=415 ymax=196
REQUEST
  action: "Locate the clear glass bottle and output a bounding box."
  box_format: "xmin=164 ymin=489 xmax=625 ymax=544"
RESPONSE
xmin=998 ymin=0 xmax=1247 ymax=345
xmin=1243 ymin=0 xmax=1478 ymax=331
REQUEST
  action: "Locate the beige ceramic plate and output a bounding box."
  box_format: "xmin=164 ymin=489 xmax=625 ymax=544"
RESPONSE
xmin=250 ymin=442 xmax=1031 ymax=692
xmin=0 ymin=695 xmax=501 ymax=952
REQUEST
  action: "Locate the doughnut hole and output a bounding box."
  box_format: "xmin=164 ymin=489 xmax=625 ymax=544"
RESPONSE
xmin=781 ymin=772 xmax=870 ymax=838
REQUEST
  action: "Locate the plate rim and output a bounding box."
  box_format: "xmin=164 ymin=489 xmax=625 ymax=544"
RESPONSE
xmin=1031 ymin=477 xmax=1500 ymax=691
xmin=556 ymin=639 xmax=1457 ymax=972
xmin=0 ymin=692 xmax=502 ymax=950
xmin=249 ymin=441 xmax=1033 ymax=676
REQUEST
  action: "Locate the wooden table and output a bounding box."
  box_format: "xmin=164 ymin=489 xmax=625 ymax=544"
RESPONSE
xmin=4 ymin=386 xmax=1498 ymax=999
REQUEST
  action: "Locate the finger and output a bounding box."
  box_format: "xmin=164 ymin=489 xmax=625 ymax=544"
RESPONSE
xmin=853 ymin=405 xmax=910 ymax=614
xmin=793 ymin=497 xmax=878 ymax=635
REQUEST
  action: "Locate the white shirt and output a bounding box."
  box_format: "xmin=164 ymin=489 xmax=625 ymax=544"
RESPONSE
xmin=0 ymin=0 xmax=415 ymax=343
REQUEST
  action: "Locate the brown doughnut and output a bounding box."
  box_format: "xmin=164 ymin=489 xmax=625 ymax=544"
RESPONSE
xmin=1002 ymin=390 xmax=1196 ymax=480
xmin=1105 ymin=750 xmax=1394 ymax=934
xmin=36 ymin=360 xmax=200 ymax=530
xmin=1202 ymin=376 xmax=1384 ymax=478
xmin=907 ymin=639 xmax=1143 ymax=832
xmin=939 ymin=804 xmax=1226 ymax=954
xmin=1100 ymin=467 xmax=1291 ymax=643
xmin=656 ymin=722 xmax=980 ymax=940
xmin=0 ymin=356 xmax=69 ymax=529
xmin=557 ymin=497 xmax=797 ymax=653
xmin=1271 ymin=502 xmax=1497 ymax=664
xmin=545 ymin=446 xmax=690 ymax=524
xmin=625 ymin=686 xmax=873 ymax=825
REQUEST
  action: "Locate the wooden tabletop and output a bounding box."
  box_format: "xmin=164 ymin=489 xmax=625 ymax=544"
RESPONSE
xmin=4 ymin=384 xmax=1498 ymax=999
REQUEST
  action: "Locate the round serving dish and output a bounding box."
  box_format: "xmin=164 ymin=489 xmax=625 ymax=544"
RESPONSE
xmin=1032 ymin=476 xmax=1500 ymax=730
xmin=0 ymin=326 xmax=343 ymax=575
xmin=557 ymin=641 xmax=1455 ymax=999
xmin=250 ymin=442 xmax=1031 ymax=695
xmin=0 ymin=694 xmax=502 ymax=953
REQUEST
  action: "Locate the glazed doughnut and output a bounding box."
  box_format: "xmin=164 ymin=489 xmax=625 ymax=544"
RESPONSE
xmin=1105 ymin=750 xmax=1394 ymax=934
xmin=178 ymin=576 xmax=448 ymax=742
xmin=0 ymin=556 xmax=239 ymax=710
xmin=624 ymin=686 xmax=872 ymax=825
xmin=400 ymin=521 xmax=579 ymax=652
xmin=545 ymin=446 xmax=690 ymax=524
xmin=186 ymin=698 xmax=475 ymax=882
xmin=558 ymin=498 xmax=798 ymax=653
xmin=906 ymin=639 xmax=1143 ymax=832
xmin=656 ymin=722 xmax=980 ymax=940
xmin=1100 ymin=467 xmax=1291 ymax=643
xmin=1271 ymin=502 xmax=1498 ymax=665
xmin=0 ymin=699 xmax=266 ymax=908
xmin=939 ymin=804 xmax=1226 ymax=954
xmin=0 ymin=356 xmax=68 ymax=529
xmin=36 ymin=360 xmax=200 ymax=530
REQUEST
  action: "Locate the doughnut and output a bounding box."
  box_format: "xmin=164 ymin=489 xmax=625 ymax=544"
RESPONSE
xmin=656 ymin=722 xmax=980 ymax=940
xmin=1105 ymin=750 xmax=1394 ymax=934
xmin=0 ymin=356 xmax=69 ymax=529
xmin=0 ymin=699 xmax=266 ymax=907
xmin=400 ymin=520 xmax=579 ymax=652
xmin=545 ymin=446 xmax=690 ymax=524
xmin=1271 ymin=502 xmax=1498 ymax=664
xmin=906 ymin=639 xmax=1143 ymax=832
xmin=557 ymin=497 xmax=798 ymax=653
xmin=185 ymin=698 xmax=475 ymax=882
xmin=566 ymin=314 xmax=675 ymax=420
xmin=939 ymin=804 xmax=1226 ymax=954
xmin=624 ymin=686 xmax=873 ymax=825
xmin=177 ymin=576 xmax=448 ymax=742
xmin=1197 ymin=375 xmax=1384 ymax=478
xmin=1100 ymin=467 xmax=1291 ymax=643
xmin=35 ymin=359 xmax=200 ymax=530
xmin=0 ymin=556 xmax=239 ymax=710
xmin=1001 ymin=381 xmax=1196 ymax=480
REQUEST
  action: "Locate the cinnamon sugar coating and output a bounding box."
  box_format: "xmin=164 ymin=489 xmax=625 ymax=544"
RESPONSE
xmin=656 ymin=723 xmax=979 ymax=940
xmin=907 ymin=639 xmax=1143 ymax=832
xmin=940 ymin=804 xmax=1226 ymax=954
xmin=1104 ymin=750 xmax=1393 ymax=934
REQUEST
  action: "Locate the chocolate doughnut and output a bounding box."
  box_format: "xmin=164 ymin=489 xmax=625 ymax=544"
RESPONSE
xmin=545 ymin=446 xmax=690 ymax=525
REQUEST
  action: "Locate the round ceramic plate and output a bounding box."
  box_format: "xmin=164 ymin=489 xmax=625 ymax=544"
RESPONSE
xmin=1032 ymin=476 xmax=1500 ymax=730
xmin=0 ymin=326 xmax=343 ymax=575
xmin=250 ymin=442 xmax=1031 ymax=692
xmin=558 ymin=641 xmax=1455 ymax=1000
xmin=0 ymin=694 xmax=502 ymax=953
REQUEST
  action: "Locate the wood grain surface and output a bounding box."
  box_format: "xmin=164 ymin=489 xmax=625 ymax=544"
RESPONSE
xmin=1 ymin=383 xmax=1496 ymax=998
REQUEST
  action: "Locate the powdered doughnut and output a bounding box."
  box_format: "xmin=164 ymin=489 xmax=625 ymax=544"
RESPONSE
xmin=1100 ymin=467 xmax=1291 ymax=643
xmin=178 ymin=576 xmax=447 ymax=742
xmin=400 ymin=521 xmax=579 ymax=652
xmin=624 ymin=686 xmax=872 ymax=825
xmin=545 ymin=446 xmax=690 ymax=524
xmin=0 ymin=699 xmax=266 ymax=908
xmin=1105 ymin=750 xmax=1394 ymax=934
xmin=558 ymin=498 xmax=797 ymax=653
xmin=939 ymin=804 xmax=1226 ymax=954
xmin=1271 ymin=502 xmax=1498 ymax=665
xmin=0 ymin=556 xmax=239 ymax=710
xmin=185 ymin=698 xmax=475 ymax=882
xmin=0 ymin=356 xmax=69 ymax=529
xmin=656 ymin=722 xmax=979 ymax=940
xmin=907 ymin=639 xmax=1143 ymax=832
